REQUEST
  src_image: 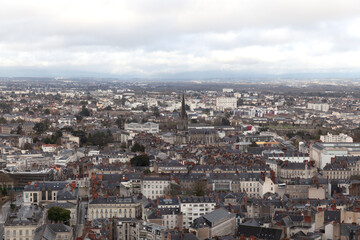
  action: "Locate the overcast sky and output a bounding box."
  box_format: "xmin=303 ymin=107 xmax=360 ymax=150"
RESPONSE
xmin=1 ymin=0 xmax=360 ymax=79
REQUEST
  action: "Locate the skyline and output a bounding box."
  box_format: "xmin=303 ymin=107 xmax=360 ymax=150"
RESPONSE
xmin=1 ymin=0 xmax=360 ymax=78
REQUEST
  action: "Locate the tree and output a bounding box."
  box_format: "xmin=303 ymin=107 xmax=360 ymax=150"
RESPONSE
xmin=33 ymin=119 xmax=50 ymax=134
xmin=0 ymin=117 xmax=7 ymax=124
xmin=221 ymin=117 xmax=230 ymax=126
xmin=79 ymin=105 xmax=91 ymax=117
xmin=16 ymin=125 xmax=23 ymax=135
xmin=115 ymin=117 xmax=123 ymax=129
xmin=47 ymin=207 xmax=71 ymax=225
xmin=130 ymin=154 xmax=150 ymax=167
xmin=86 ymin=131 xmax=113 ymax=148
xmin=0 ymin=186 xmax=7 ymax=196
xmin=151 ymin=106 xmax=160 ymax=117
xmin=192 ymin=181 xmax=207 ymax=196
xmin=131 ymin=142 xmax=145 ymax=152
xmin=23 ymin=143 xmax=33 ymax=150
xmin=104 ymin=106 xmax=112 ymax=111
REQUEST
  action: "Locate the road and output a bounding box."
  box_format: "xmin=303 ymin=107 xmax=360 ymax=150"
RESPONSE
xmin=76 ymin=201 xmax=88 ymax=238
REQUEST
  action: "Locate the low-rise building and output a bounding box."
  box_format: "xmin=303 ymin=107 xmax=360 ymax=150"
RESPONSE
xmin=88 ymin=195 xmax=143 ymax=220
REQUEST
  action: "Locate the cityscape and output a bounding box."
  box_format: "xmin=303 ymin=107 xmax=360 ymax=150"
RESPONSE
xmin=2 ymin=1 xmax=360 ymax=240
xmin=0 ymin=79 xmax=359 ymax=239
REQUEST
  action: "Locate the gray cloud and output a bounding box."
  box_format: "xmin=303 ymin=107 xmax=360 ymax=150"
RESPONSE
xmin=1 ymin=0 xmax=360 ymax=78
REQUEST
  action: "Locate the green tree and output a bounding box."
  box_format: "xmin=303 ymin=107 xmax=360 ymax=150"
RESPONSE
xmin=23 ymin=143 xmax=33 ymax=150
xmin=47 ymin=207 xmax=71 ymax=225
xmin=131 ymin=142 xmax=145 ymax=152
xmin=151 ymin=106 xmax=160 ymax=117
xmin=115 ymin=117 xmax=124 ymax=129
xmin=16 ymin=125 xmax=23 ymax=135
xmin=0 ymin=117 xmax=7 ymax=124
xmin=192 ymin=181 xmax=207 ymax=196
xmin=33 ymin=119 xmax=50 ymax=134
xmin=221 ymin=117 xmax=230 ymax=126
xmin=130 ymin=154 xmax=150 ymax=167
xmin=86 ymin=131 xmax=113 ymax=147
xmin=79 ymin=105 xmax=91 ymax=117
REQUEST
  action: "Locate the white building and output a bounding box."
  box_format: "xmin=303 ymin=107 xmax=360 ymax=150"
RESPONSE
xmin=216 ymin=97 xmax=237 ymax=111
xmin=222 ymin=88 xmax=234 ymax=93
xmin=88 ymin=196 xmax=143 ymax=220
xmin=18 ymin=136 xmax=33 ymax=148
xmin=41 ymin=144 xmax=57 ymax=153
xmin=307 ymin=103 xmax=329 ymax=112
xmin=141 ymin=175 xmax=171 ymax=200
xmin=310 ymin=142 xmax=360 ymax=168
xmin=124 ymin=122 xmax=159 ymax=134
xmin=320 ymin=133 xmax=353 ymax=143
xmin=179 ymin=196 xmax=216 ymax=229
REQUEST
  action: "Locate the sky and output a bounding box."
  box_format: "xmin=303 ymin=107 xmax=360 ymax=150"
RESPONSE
xmin=1 ymin=0 xmax=360 ymax=79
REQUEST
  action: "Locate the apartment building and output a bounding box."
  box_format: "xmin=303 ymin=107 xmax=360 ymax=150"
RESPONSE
xmin=124 ymin=122 xmax=159 ymax=134
xmin=320 ymin=133 xmax=353 ymax=143
xmin=141 ymin=175 xmax=171 ymax=200
xmin=215 ymin=97 xmax=237 ymax=111
xmin=307 ymin=103 xmax=329 ymax=112
xmin=179 ymin=196 xmax=216 ymax=229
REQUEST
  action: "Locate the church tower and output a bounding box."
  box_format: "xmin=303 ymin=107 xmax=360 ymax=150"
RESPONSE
xmin=177 ymin=93 xmax=188 ymax=131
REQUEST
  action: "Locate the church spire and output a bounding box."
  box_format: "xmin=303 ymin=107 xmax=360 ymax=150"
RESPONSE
xmin=177 ymin=92 xmax=188 ymax=131
xmin=181 ymin=93 xmax=187 ymax=119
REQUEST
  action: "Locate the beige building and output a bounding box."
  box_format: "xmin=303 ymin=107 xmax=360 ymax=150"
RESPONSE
xmin=141 ymin=175 xmax=171 ymax=200
xmin=279 ymin=161 xmax=316 ymax=179
xmin=88 ymin=195 xmax=143 ymax=220
xmin=4 ymin=205 xmax=44 ymax=240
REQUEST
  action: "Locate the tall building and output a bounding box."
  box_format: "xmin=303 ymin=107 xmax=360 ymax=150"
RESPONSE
xmin=177 ymin=93 xmax=188 ymax=131
xmin=176 ymin=93 xmax=189 ymax=145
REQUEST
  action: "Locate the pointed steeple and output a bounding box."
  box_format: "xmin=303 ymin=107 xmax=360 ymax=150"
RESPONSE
xmin=180 ymin=93 xmax=187 ymax=120
xmin=177 ymin=93 xmax=188 ymax=131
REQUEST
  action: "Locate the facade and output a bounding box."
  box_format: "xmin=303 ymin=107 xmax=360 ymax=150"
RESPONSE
xmin=179 ymin=196 xmax=216 ymax=229
xmin=88 ymin=195 xmax=143 ymax=220
xmin=279 ymin=161 xmax=317 ymax=180
xmin=141 ymin=175 xmax=171 ymax=200
xmin=310 ymin=142 xmax=360 ymax=169
xmin=124 ymin=122 xmax=159 ymax=134
xmin=23 ymin=181 xmax=78 ymax=206
xmin=320 ymin=133 xmax=353 ymax=143
xmin=18 ymin=136 xmax=33 ymax=148
xmin=216 ymin=97 xmax=237 ymax=111
xmin=307 ymin=103 xmax=329 ymax=112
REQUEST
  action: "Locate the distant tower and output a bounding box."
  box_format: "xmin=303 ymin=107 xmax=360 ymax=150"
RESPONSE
xmin=177 ymin=93 xmax=188 ymax=131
